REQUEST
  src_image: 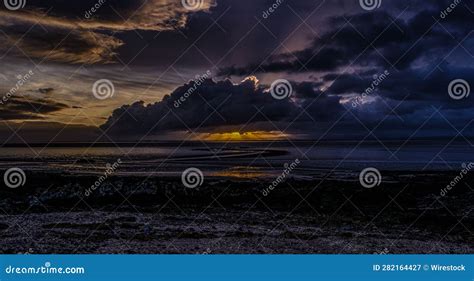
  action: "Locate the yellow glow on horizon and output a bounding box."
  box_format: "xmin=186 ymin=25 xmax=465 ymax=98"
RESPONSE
xmin=210 ymin=167 xmax=267 ymax=179
xmin=200 ymin=131 xmax=290 ymax=141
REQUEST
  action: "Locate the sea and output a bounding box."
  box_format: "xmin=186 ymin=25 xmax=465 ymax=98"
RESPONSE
xmin=0 ymin=140 xmax=472 ymax=180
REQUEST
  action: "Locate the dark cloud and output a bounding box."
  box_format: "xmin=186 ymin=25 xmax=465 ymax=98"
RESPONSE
xmin=111 ymin=0 xmax=340 ymax=68
xmin=101 ymin=77 xmax=344 ymax=134
xmin=0 ymin=97 xmax=70 ymax=120
xmin=207 ymin=0 xmax=474 ymax=140
xmin=221 ymin=1 xmax=473 ymax=75
xmin=101 ymin=0 xmax=474 ymax=139
xmin=1 ymin=0 xmax=473 ymax=141
xmin=328 ymin=65 xmax=473 ymax=100
xmin=0 ymin=23 xmax=123 ymax=64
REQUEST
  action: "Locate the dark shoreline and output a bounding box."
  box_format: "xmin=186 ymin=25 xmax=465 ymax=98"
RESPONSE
xmin=0 ymin=170 xmax=472 ymax=254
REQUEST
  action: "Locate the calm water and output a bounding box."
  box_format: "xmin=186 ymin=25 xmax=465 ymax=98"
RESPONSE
xmin=0 ymin=141 xmax=472 ymax=179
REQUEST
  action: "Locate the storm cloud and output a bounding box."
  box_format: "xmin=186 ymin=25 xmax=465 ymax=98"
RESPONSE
xmin=101 ymin=76 xmax=343 ymax=134
xmin=1 ymin=0 xmax=473 ymax=141
xmin=222 ymin=5 xmax=473 ymax=75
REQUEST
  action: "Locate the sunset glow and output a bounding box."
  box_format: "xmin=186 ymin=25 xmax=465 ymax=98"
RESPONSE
xmin=200 ymin=131 xmax=290 ymax=141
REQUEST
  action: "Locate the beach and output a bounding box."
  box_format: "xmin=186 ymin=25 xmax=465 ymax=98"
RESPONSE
xmin=0 ymin=162 xmax=472 ymax=254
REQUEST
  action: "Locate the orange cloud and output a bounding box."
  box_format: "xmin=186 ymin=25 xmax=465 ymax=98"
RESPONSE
xmin=0 ymin=0 xmax=215 ymax=64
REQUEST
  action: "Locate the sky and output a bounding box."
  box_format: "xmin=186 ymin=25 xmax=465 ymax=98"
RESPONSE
xmin=0 ymin=0 xmax=473 ymax=143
